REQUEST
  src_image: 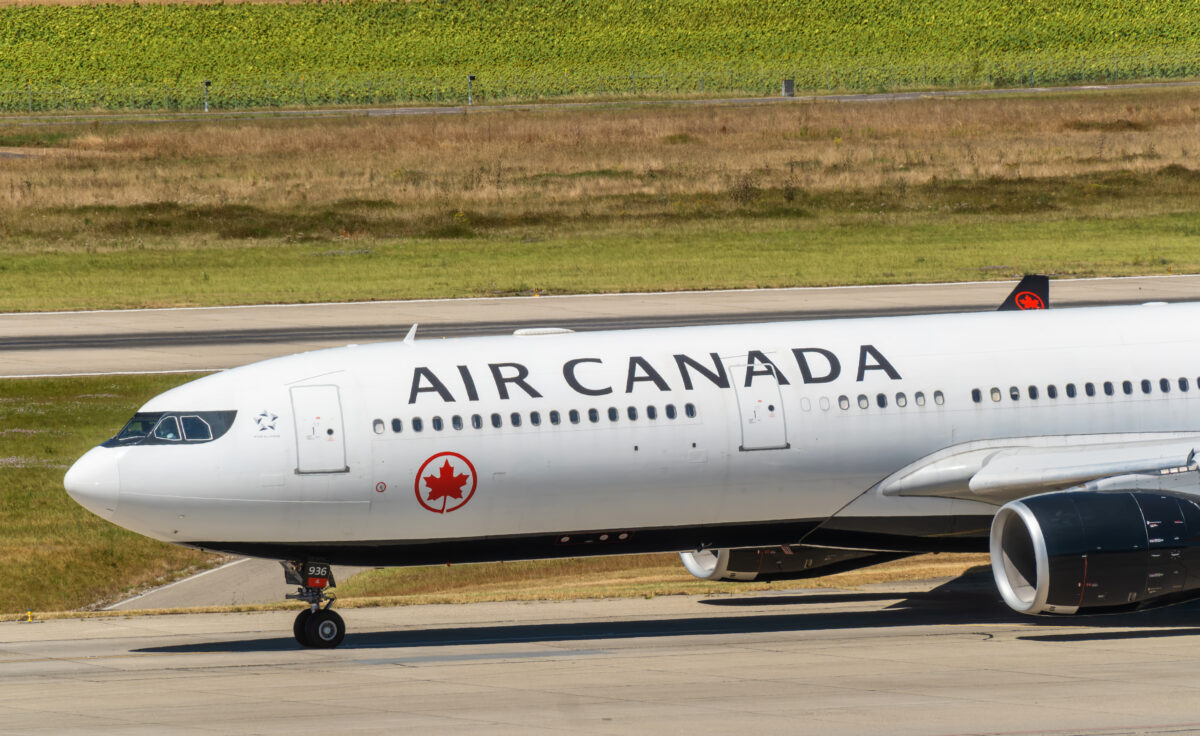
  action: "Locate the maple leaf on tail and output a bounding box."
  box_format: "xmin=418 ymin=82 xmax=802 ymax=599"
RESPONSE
xmin=425 ymin=459 xmax=469 ymax=503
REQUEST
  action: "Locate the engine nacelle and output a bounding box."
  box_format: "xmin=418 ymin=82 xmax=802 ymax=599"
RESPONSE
xmin=991 ymin=490 xmax=1200 ymax=615
xmin=680 ymin=545 xmax=904 ymax=582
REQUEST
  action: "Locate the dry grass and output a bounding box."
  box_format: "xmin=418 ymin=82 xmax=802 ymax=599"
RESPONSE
xmin=3 ymin=87 xmax=1199 ymax=231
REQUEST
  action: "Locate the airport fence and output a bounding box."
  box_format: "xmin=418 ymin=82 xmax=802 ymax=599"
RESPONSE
xmin=2 ymin=54 xmax=1198 ymax=113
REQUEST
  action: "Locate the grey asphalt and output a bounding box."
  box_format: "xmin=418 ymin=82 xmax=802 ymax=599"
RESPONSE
xmin=5 ymin=576 xmax=1200 ymax=734
xmin=4 ymin=275 xmax=1199 ymax=378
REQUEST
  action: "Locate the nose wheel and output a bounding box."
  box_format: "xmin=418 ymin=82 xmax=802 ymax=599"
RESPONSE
xmin=295 ymin=607 xmax=345 ymax=648
xmin=282 ymin=560 xmax=347 ymax=648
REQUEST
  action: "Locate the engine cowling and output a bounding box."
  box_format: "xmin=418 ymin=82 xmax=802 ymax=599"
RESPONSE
xmin=680 ymin=545 xmax=905 ymax=582
xmin=991 ymin=490 xmax=1200 ymax=614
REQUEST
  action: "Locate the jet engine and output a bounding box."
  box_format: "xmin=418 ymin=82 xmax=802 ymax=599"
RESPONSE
xmin=680 ymin=545 xmax=907 ymax=582
xmin=991 ymin=490 xmax=1200 ymax=614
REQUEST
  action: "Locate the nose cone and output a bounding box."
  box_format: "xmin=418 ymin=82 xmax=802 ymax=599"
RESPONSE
xmin=65 ymin=447 xmax=120 ymax=519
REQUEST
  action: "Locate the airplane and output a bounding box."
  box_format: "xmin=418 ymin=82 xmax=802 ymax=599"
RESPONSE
xmin=64 ymin=275 xmax=1200 ymax=648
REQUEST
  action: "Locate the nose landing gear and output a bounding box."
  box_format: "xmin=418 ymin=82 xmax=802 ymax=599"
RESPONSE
xmin=282 ymin=561 xmax=346 ymax=648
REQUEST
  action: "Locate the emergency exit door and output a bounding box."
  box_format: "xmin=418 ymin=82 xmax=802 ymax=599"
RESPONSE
xmin=291 ymin=385 xmax=349 ymax=473
xmin=726 ymin=362 xmax=790 ymax=451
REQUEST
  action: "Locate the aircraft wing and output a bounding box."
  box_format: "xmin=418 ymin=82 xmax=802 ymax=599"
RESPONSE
xmin=877 ymin=433 xmax=1200 ymax=503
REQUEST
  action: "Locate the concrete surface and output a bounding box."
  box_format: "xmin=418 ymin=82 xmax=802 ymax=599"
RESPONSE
xmin=4 ymin=575 xmax=1200 ymax=735
xmin=4 ymin=275 xmax=1199 ymax=377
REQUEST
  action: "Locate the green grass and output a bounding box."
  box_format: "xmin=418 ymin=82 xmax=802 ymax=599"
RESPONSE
xmin=4 ymin=0 xmax=1200 ymax=110
xmin=0 ymin=374 xmax=215 ymax=613
xmin=1 ymin=210 xmax=1197 ymax=312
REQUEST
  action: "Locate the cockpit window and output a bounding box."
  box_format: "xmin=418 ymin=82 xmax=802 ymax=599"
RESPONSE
xmin=102 ymin=410 xmax=237 ymax=447
xmin=181 ymin=415 xmax=213 ymax=441
xmin=113 ymin=413 xmax=162 ymax=443
xmin=153 ymin=416 xmax=182 ymax=441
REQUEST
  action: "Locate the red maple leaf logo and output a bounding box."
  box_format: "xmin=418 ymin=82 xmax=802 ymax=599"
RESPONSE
xmin=424 ymin=459 xmax=469 ymax=503
xmin=1015 ymin=291 xmax=1045 ymax=310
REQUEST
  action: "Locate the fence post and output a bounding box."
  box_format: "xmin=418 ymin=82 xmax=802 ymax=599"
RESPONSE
xmin=26 ymin=82 xmax=32 ymax=113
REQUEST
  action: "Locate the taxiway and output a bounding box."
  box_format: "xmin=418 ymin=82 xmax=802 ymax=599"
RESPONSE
xmin=4 ymin=275 xmax=1199 ymax=377
xmin=4 ymin=574 xmax=1200 ymax=735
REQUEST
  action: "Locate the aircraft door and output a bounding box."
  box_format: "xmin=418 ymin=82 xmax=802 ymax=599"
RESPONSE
xmin=291 ymin=385 xmax=349 ymax=473
xmin=726 ymin=361 xmax=790 ymax=451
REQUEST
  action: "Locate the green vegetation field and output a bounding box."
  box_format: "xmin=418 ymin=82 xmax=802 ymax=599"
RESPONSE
xmin=3 ymin=0 xmax=1200 ymax=110
xmin=3 ymin=213 xmax=1198 ymax=312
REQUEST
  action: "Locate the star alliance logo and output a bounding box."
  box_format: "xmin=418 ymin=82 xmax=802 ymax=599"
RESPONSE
xmin=255 ymin=410 xmax=279 ymax=432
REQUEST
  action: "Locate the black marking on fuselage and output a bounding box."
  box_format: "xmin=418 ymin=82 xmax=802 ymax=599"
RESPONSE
xmin=185 ymin=515 xmax=992 ymax=566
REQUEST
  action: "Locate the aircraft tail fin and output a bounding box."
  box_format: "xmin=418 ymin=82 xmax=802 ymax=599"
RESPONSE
xmin=998 ymin=275 xmax=1049 ymax=311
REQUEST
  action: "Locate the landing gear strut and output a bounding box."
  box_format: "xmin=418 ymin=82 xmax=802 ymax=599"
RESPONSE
xmin=282 ymin=561 xmax=345 ymax=648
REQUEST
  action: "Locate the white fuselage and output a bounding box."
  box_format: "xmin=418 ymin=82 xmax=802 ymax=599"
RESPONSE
xmin=65 ymin=302 xmax=1200 ymax=565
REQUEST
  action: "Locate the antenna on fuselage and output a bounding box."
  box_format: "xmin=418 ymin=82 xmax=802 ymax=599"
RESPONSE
xmin=403 ymin=324 xmax=418 ymax=344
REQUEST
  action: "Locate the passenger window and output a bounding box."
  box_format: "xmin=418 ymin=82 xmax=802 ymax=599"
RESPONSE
xmin=1046 ymin=385 xmax=1057 ymax=399
xmin=432 ymin=416 xmax=444 ymax=431
xmin=627 ymin=406 xmax=638 ymax=420
xmin=800 ymin=397 xmax=811 ymax=412
xmin=530 ymin=411 xmax=541 ymax=426
xmin=1085 ymin=383 xmax=1095 ymax=397
xmin=1160 ymin=378 xmax=1170 ymax=393
xmin=685 ymin=403 xmax=697 ymax=418
xmin=819 ymin=397 xmax=830 ymax=411
xmin=491 ymin=413 xmax=502 ymax=428
xmin=510 ymin=412 xmax=522 ymax=427
xmin=915 ymin=392 xmax=926 ymax=407
xmin=372 ymin=419 xmax=385 ymax=435
xmin=412 ymin=417 xmax=424 ymax=432
xmin=896 ymin=393 xmax=907 ymax=407
xmin=990 ymin=387 xmax=1002 ymax=402
xmin=665 ymin=404 xmax=677 ymax=419
xmin=391 ymin=418 xmax=403 ymax=433
xmin=1028 ymin=386 xmax=1039 ymax=400
xmin=971 ymin=388 xmax=982 ymax=403
xmin=876 ymin=393 xmax=888 ymax=408
xmin=1141 ymin=379 xmax=1152 ymax=394
xmin=1066 ymin=384 xmax=1076 ymax=398
xmin=838 ymin=395 xmax=850 ymax=410
xmin=550 ymin=410 xmax=561 ymax=425
xmin=933 ymin=391 xmax=945 ymax=406
xmin=1010 ymin=386 xmax=1020 ymax=401
xmin=1104 ymin=381 xmax=1114 ymax=396
xmin=1122 ymin=380 xmax=1133 ymax=395
xmin=607 ymin=407 xmax=618 ymax=421
xmin=588 ymin=408 xmax=600 ymax=423
xmin=569 ymin=409 xmax=581 ymax=424
xmin=857 ymin=394 xmax=869 ymax=409
xmin=452 ymin=415 xmax=464 ymax=430
xmin=153 ymin=416 xmax=182 ymax=441
xmin=646 ymin=405 xmax=658 ymax=420
xmin=471 ymin=414 xmax=483 ymax=429
xmin=1180 ymin=378 xmax=1190 ymax=392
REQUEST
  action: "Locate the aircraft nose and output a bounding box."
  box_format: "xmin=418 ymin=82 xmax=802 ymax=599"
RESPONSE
xmin=64 ymin=447 xmax=120 ymax=519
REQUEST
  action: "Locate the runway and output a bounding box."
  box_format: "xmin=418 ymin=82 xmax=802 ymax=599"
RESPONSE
xmin=5 ymin=574 xmax=1200 ymax=735
xmin=3 ymin=275 xmax=1199 ymax=377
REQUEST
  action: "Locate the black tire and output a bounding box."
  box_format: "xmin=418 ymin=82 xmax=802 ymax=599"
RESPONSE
xmin=293 ymin=609 xmax=313 ymax=647
xmin=304 ymin=609 xmax=345 ymax=649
